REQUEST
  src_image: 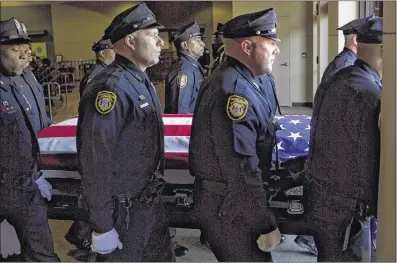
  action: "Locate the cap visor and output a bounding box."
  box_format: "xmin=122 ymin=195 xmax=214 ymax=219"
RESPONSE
xmin=0 ymin=37 xmax=31 ymax=45
xmin=261 ymin=35 xmax=281 ymax=42
xmin=146 ymin=22 xmax=165 ymax=30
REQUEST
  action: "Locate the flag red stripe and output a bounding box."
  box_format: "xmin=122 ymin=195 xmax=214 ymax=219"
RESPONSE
xmin=165 ymin=152 xmax=188 ymax=161
xmin=38 ymin=126 xmax=76 ymax=138
xmin=38 ymin=124 xmax=192 ymax=138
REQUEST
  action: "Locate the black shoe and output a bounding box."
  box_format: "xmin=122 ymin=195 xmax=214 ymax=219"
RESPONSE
xmin=294 ymin=235 xmax=318 ymax=256
xmin=199 ymin=232 xmax=210 ymax=247
xmin=173 ymin=242 xmax=189 ymax=257
xmin=65 ymin=233 xmax=91 ymax=251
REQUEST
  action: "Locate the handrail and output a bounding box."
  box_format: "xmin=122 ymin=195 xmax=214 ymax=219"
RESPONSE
xmin=42 ymin=82 xmax=61 ymax=121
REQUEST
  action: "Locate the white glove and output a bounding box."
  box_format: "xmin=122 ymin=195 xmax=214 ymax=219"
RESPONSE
xmin=91 ymin=228 xmax=123 ymax=254
xmin=257 ymin=227 xmax=281 ymax=252
xmin=35 ymin=174 xmax=53 ymax=201
xmin=1 ymin=220 xmax=21 ymax=259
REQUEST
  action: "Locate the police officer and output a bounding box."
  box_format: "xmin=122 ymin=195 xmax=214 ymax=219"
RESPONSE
xmin=303 ymin=16 xmax=382 ymax=262
xmin=210 ymin=23 xmax=225 ymax=73
xmin=320 ymin=15 xmax=374 ymax=84
xmin=164 ymin=21 xmax=205 ymax=114
xmin=64 ymin=39 xmax=114 ymax=257
xmin=79 ymin=38 xmax=115 ymax=97
xmin=77 ymin=3 xmax=175 ymax=261
xmin=0 ymin=17 xmax=60 ymax=262
xmin=189 ymin=8 xmax=281 ymax=262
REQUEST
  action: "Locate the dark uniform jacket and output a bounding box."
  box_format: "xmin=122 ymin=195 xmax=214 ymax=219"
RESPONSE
xmin=308 ymin=59 xmax=381 ymax=221
xmin=0 ymin=71 xmax=46 ymax=191
xmin=164 ymin=54 xmax=204 ymax=114
xmin=258 ymin=73 xmax=278 ymax=115
xmin=79 ymin=62 xmax=107 ymax=97
xmin=320 ymin=47 xmax=356 ymax=84
xmin=189 ymin=57 xmax=278 ymax=233
xmin=77 ymin=54 xmax=165 ymax=234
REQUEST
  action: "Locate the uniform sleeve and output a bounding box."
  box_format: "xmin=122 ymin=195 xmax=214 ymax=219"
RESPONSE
xmin=177 ymin=71 xmax=194 ymax=114
xmin=164 ymin=71 xmax=179 ymax=114
xmin=210 ymin=92 xmax=277 ymax=233
xmin=321 ymin=53 xmax=355 ymax=84
xmin=77 ymin=85 xmax=128 ymax=233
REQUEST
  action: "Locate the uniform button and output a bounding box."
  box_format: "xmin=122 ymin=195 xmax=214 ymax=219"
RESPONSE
xmin=218 ymin=212 xmax=222 ymax=217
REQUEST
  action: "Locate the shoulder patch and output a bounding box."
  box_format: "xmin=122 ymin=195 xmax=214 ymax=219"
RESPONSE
xmin=95 ymin=91 xmax=117 ymax=114
xmin=226 ymin=95 xmax=249 ymax=121
xmin=177 ymin=73 xmax=188 ymax=89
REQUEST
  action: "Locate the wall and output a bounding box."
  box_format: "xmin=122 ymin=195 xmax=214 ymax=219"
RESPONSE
xmin=212 ymin=1 xmax=233 ymax=30
xmin=1 ymin=3 xmax=55 ymax=60
xmin=232 ymin=1 xmax=313 ymax=103
xmin=50 ymin=1 xmax=138 ymax=61
xmin=328 ymin=1 xmax=359 ymax=61
xmin=377 ymin=1 xmax=396 ymax=261
xmin=0 ymin=4 xmax=53 ymax=33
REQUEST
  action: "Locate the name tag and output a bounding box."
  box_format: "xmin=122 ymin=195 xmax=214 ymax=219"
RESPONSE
xmin=140 ymin=102 xmax=149 ymax=109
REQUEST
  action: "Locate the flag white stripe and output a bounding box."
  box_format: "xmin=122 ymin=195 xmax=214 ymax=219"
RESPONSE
xmin=50 ymin=116 xmax=193 ymax=127
xmin=38 ymin=136 xmax=191 ymax=153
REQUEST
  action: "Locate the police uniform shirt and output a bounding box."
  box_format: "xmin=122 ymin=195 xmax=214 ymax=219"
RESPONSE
xmin=320 ymin=47 xmax=356 ymax=84
xmin=0 ymin=73 xmax=40 ymax=177
xmin=79 ymin=62 xmax=107 ymax=97
xmin=258 ymin=73 xmax=278 ymax=115
xmin=189 ymin=57 xmax=277 ymax=233
xmin=9 ymin=69 xmax=51 ymax=132
xmin=164 ymin=54 xmax=205 ymax=114
xmin=308 ymin=59 xmax=381 ymax=215
xmin=77 ymin=54 xmax=164 ymax=234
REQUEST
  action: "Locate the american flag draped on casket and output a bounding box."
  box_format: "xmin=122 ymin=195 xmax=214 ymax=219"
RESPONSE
xmin=37 ymin=114 xmax=312 ymax=169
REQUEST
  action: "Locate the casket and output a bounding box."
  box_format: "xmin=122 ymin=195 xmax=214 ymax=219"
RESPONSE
xmin=37 ymin=114 xmax=311 ymax=234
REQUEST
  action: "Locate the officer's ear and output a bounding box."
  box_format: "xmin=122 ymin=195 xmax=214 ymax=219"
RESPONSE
xmin=352 ymin=35 xmax=357 ymax=46
xmin=180 ymin=41 xmax=188 ymax=50
xmin=124 ymin=33 xmax=136 ymax=51
xmin=240 ymin=38 xmax=254 ymax=56
xmin=98 ymin=50 xmax=105 ymax=58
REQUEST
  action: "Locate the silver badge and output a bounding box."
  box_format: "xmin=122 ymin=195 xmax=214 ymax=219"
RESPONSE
xmin=140 ymin=102 xmax=149 ymax=108
xmin=14 ymin=19 xmax=22 ymax=35
xmin=21 ymin=23 xmax=27 ymax=35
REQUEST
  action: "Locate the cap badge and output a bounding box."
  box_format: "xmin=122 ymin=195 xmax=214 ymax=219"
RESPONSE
xmin=14 ymin=19 xmax=23 ymax=35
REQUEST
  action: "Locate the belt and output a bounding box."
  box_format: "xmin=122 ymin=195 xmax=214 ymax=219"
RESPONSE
xmin=201 ymin=180 xmax=228 ymax=196
xmin=113 ymin=192 xmax=139 ymax=203
xmin=0 ymin=161 xmax=40 ymax=187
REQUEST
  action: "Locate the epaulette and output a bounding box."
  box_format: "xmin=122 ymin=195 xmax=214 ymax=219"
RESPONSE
xmin=102 ymin=65 xmax=125 ymax=90
xmin=221 ymin=68 xmax=239 ymax=94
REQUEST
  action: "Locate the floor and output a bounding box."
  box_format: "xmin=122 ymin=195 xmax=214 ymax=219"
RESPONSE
xmin=47 ymin=220 xmax=317 ymax=262
xmin=2 ymin=86 xmax=316 ymax=262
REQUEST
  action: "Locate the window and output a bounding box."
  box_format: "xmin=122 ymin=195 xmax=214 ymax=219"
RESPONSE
xmin=360 ymin=1 xmax=383 ymax=18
